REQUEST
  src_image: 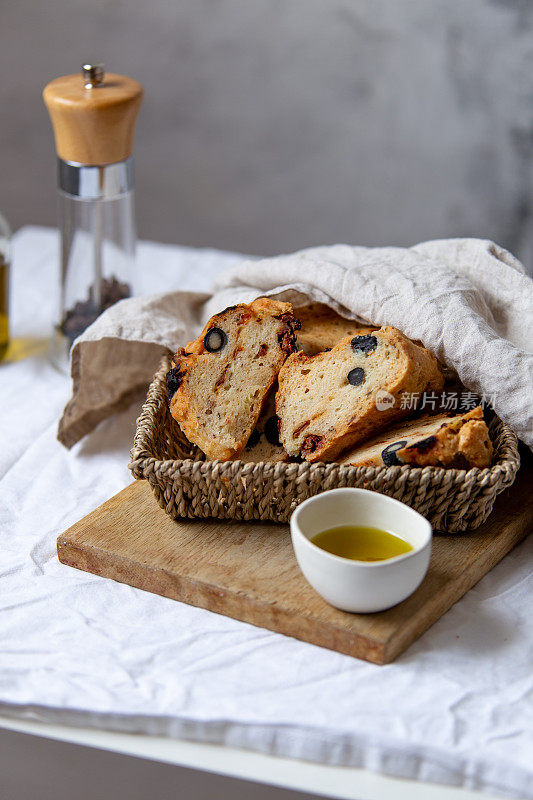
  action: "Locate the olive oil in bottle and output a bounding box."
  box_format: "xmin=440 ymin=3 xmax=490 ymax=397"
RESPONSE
xmin=0 ymin=213 xmax=10 ymax=361
xmin=311 ymin=525 xmax=413 ymax=562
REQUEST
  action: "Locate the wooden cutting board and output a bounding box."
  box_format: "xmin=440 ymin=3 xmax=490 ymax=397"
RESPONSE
xmin=57 ymin=464 xmax=532 ymax=665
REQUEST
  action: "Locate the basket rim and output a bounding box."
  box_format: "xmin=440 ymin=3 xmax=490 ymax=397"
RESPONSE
xmin=129 ymin=355 xmax=521 ymax=483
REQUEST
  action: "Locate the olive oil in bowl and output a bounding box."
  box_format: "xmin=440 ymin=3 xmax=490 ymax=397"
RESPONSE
xmin=291 ymin=488 xmax=432 ymax=611
xmin=311 ymin=525 xmax=412 ymax=562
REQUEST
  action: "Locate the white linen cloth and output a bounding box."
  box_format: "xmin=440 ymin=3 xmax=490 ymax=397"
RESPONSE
xmin=1 ymin=227 xmax=532 ymax=800
xmin=58 ymin=235 xmax=533 ymax=449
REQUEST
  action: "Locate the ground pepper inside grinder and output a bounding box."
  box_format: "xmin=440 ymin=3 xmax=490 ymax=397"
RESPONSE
xmin=43 ymin=64 xmax=143 ymax=365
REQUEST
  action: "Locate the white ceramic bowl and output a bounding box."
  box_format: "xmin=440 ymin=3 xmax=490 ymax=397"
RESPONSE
xmin=290 ymin=488 xmax=432 ymax=613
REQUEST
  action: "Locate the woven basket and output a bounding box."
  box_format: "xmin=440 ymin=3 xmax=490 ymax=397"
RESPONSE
xmin=129 ymin=354 xmax=520 ymax=532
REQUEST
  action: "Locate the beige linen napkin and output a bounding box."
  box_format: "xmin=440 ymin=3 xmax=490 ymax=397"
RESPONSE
xmin=58 ymin=238 xmax=533 ymax=449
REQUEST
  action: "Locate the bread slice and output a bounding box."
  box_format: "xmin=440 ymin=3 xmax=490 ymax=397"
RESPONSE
xmin=337 ymin=407 xmax=492 ymax=469
xmin=396 ymin=406 xmax=492 ymax=468
xmin=276 ymin=326 xmax=444 ymax=462
xmin=167 ymin=298 xmax=300 ymax=460
xmin=296 ymin=303 xmax=456 ymax=390
xmin=296 ymin=302 xmax=376 ymax=355
xmin=232 ymin=388 xmax=289 ymax=464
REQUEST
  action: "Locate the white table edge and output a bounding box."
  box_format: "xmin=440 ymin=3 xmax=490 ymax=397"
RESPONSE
xmin=0 ymin=714 xmax=514 ymax=800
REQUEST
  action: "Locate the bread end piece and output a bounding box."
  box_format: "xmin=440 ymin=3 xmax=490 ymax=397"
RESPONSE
xmin=397 ymin=406 xmax=493 ymax=468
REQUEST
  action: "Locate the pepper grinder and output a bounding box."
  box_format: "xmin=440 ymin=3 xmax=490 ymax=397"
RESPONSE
xmin=43 ymin=64 xmax=143 ymax=367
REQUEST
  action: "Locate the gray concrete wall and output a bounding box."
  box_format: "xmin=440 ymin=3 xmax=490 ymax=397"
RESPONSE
xmin=2 ymin=0 xmax=532 ymax=269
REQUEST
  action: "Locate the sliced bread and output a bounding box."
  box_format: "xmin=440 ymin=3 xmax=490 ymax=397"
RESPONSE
xmin=337 ymin=407 xmax=492 ymax=469
xmin=396 ymin=406 xmax=492 ymax=468
xmin=296 ymin=302 xmax=376 ymax=355
xmin=232 ymin=388 xmax=289 ymax=464
xmin=167 ymin=298 xmax=300 ymax=460
xmin=276 ymin=326 xmax=444 ymax=462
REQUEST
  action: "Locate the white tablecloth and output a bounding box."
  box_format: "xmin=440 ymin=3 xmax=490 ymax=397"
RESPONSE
xmin=1 ymin=226 xmax=532 ymax=799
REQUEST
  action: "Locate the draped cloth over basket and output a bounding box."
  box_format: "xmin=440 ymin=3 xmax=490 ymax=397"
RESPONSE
xmin=58 ymin=238 xmax=533 ymax=453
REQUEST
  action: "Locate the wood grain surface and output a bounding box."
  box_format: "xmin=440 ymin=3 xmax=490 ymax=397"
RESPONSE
xmin=43 ymin=72 xmax=143 ymax=165
xmin=57 ymin=465 xmax=532 ymax=665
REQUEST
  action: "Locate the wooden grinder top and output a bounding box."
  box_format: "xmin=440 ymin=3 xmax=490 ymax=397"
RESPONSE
xmin=43 ymin=64 xmax=143 ymax=166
